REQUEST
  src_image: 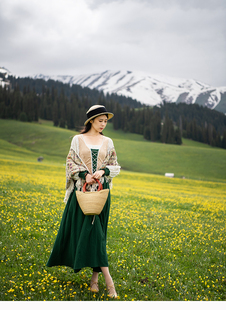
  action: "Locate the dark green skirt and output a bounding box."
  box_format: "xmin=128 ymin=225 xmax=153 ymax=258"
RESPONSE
xmin=46 ymin=180 xmax=110 ymax=273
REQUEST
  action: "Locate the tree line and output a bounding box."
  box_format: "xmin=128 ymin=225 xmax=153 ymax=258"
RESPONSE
xmin=0 ymin=76 xmax=141 ymax=127
xmin=154 ymin=102 xmax=226 ymax=148
xmin=112 ymin=104 xmax=182 ymax=144
xmin=112 ymin=102 xmax=226 ymax=148
xmin=0 ymin=76 xmax=226 ymax=149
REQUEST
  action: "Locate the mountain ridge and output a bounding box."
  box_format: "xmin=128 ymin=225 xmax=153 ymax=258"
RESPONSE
xmin=32 ymin=70 xmax=226 ymax=114
xmin=1 ymin=67 xmax=226 ymax=113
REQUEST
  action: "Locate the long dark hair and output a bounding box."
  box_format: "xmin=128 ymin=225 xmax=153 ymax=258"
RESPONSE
xmin=80 ymin=114 xmax=108 ymax=135
xmin=80 ymin=122 xmax=94 ymax=134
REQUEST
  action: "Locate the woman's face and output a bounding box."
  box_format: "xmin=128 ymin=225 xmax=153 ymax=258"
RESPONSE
xmin=91 ymin=115 xmax=108 ymax=133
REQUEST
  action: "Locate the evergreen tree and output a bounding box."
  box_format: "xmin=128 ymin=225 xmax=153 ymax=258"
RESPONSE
xmin=144 ymin=126 xmax=151 ymax=140
xmin=155 ymin=110 xmax=162 ymax=141
xmin=0 ymin=101 xmax=5 ymax=118
xmin=19 ymin=112 xmax=28 ymax=122
xmin=66 ymin=101 xmax=75 ymax=129
xmin=167 ymin=120 xmax=175 ymax=144
xmin=222 ymin=131 xmax=226 ymax=149
xmin=58 ymin=88 xmax=66 ymax=127
xmin=52 ymin=100 xmax=59 ymax=126
xmin=113 ymin=103 xmax=122 ymax=130
xmin=12 ymin=84 xmax=22 ymax=119
xmin=207 ymin=123 xmax=213 ymax=145
xmin=192 ymin=119 xmax=198 ymax=141
xmin=186 ymin=121 xmax=192 ymax=139
xmin=32 ymin=88 xmax=39 ymax=121
xmin=179 ymin=115 xmax=183 ymax=135
xmin=215 ymin=133 xmax=222 ymax=148
xmin=59 ymin=118 xmax=66 ymax=128
xmin=174 ymin=127 xmax=182 ymax=145
xmin=161 ymin=112 xmax=169 ymax=143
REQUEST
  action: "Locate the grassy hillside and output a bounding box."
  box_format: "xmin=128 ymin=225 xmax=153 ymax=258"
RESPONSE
xmin=0 ymin=119 xmax=225 ymax=181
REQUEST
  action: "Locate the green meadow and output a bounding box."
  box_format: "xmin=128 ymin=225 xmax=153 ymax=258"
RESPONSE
xmin=0 ymin=119 xmax=225 ymax=301
xmin=0 ymin=119 xmax=225 ymax=181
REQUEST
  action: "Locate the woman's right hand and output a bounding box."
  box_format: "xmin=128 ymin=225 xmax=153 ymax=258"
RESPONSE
xmin=85 ymin=173 xmax=95 ymax=185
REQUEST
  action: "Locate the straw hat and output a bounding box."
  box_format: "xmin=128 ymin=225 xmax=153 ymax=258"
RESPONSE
xmin=84 ymin=105 xmax=114 ymax=125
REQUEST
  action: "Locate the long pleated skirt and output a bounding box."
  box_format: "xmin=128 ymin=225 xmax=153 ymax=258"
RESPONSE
xmin=46 ymin=180 xmax=110 ymax=273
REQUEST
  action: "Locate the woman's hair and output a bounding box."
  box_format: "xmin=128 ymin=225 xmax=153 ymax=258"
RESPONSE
xmin=80 ymin=121 xmax=93 ymax=134
xmin=80 ymin=114 xmax=108 ymax=135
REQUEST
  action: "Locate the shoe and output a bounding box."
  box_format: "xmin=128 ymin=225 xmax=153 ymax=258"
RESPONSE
xmin=107 ymin=284 xmax=117 ymax=299
xmin=90 ymin=281 xmax=99 ymax=293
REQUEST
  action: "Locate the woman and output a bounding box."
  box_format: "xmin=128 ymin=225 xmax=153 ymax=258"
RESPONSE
xmin=46 ymin=105 xmax=120 ymax=298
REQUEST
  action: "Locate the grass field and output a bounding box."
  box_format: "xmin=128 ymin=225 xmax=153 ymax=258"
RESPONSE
xmin=0 ymin=119 xmax=226 ymax=181
xmin=0 ymin=119 xmax=225 ymax=301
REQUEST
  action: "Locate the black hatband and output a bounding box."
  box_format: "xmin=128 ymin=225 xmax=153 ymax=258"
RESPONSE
xmin=86 ymin=106 xmax=108 ymax=120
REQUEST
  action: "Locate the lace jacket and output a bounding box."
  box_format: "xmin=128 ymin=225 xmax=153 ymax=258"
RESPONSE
xmin=64 ymin=134 xmax=120 ymax=203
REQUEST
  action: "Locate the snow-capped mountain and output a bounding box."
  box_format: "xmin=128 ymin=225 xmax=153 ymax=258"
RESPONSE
xmin=1 ymin=66 xmax=225 ymax=113
xmin=33 ymin=70 xmax=226 ymax=114
xmin=0 ymin=67 xmax=11 ymax=88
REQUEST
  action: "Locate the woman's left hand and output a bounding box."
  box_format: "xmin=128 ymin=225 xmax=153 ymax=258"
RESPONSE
xmin=92 ymin=170 xmax=105 ymax=180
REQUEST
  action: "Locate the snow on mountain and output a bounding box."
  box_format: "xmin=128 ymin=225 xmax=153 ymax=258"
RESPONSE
xmin=1 ymin=67 xmax=224 ymax=113
xmin=0 ymin=67 xmax=11 ymax=76
xmin=33 ymin=70 xmax=226 ymax=113
xmin=0 ymin=67 xmax=11 ymax=88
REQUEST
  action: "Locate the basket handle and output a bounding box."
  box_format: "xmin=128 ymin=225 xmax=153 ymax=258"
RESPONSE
xmin=82 ymin=178 xmax=103 ymax=192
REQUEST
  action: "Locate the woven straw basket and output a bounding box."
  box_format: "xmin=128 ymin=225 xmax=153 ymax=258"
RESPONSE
xmin=76 ymin=179 xmax=109 ymax=215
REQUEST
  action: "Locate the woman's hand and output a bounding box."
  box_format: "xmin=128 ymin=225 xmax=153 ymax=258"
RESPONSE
xmin=85 ymin=173 xmax=95 ymax=185
xmin=92 ymin=170 xmax=105 ymax=180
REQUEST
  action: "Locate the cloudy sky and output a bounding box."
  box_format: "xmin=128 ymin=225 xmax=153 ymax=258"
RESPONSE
xmin=1 ymin=0 xmax=226 ymax=86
